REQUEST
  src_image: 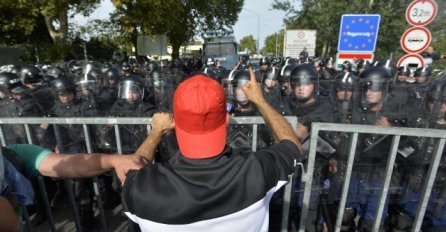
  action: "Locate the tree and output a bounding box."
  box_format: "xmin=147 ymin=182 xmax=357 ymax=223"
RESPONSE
xmin=0 ymin=0 xmax=100 ymax=46
xmin=272 ymin=0 xmax=407 ymax=59
xmin=240 ymin=35 xmax=257 ymax=54
xmin=262 ymin=30 xmax=284 ymax=56
xmin=112 ymin=0 xmax=244 ymax=59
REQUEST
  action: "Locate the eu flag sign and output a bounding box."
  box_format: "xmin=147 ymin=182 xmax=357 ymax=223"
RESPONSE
xmin=337 ymin=14 xmax=381 ymax=52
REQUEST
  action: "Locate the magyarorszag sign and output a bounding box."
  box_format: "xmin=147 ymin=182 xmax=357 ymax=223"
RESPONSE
xmin=337 ymin=14 xmax=381 ymax=52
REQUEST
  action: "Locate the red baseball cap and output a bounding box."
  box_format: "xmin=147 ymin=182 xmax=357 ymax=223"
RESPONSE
xmin=173 ymin=74 xmax=227 ymax=159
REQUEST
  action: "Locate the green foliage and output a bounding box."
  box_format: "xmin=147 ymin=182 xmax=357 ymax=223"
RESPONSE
xmin=272 ymin=0 xmax=406 ymax=60
xmin=239 ymin=35 xmax=257 ymax=54
xmin=262 ymin=30 xmax=284 ymax=56
xmin=112 ymin=0 xmax=244 ymax=58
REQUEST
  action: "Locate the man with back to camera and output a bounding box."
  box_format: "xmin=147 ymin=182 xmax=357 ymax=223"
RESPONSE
xmin=122 ymin=68 xmax=302 ymax=231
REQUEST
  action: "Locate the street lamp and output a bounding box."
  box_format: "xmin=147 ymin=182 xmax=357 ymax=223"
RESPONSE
xmin=243 ymin=8 xmax=260 ymax=57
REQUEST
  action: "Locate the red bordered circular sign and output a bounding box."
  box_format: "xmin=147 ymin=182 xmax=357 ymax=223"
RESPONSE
xmin=400 ymin=27 xmax=431 ymax=54
xmin=397 ymin=53 xmax=425 ymax=68
xmin=406 ymin=0 xmax=438 ymax=26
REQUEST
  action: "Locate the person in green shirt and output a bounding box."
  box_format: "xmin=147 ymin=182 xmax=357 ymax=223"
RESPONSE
xmin=0 ymin=144 xmax=145 ymax=232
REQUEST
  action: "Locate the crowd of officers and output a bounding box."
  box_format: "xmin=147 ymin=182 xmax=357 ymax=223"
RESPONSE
xmin=0 ymin=54 xmax=445 ymax=231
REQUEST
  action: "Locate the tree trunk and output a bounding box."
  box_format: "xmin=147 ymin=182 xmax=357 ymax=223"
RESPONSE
xmin=131 ymin=26 xmax=140 ymax=62
xmin=42 ymin=6 xmax=68 ymax=45
xmin=171 ymin=42 xmax=181 ymax=60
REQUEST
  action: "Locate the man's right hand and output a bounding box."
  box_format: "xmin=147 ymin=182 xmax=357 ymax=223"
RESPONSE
xmin=151 ymin=112 xmax=175 ymax=135
xmin=242 ymin=68 xmax=265 ymax=105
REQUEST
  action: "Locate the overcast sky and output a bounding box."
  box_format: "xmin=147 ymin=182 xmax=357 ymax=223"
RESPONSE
xmin=74 ymin=0 xmax=286 ymax=49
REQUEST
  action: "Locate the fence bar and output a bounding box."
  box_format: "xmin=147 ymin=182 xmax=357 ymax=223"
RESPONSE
xmin=298 ymin=129 xmax=319 ymax=232
xmin=37 ymin=176 xmax=57 ymax=232
xmin=281 ymin=173 xmax=294 ymax=232
xmin=24 ymin=125 xmax=56 ymax=232
xmin=0 ymin=125 xmax=6 ymax=146
xmin=252 ymin=124 xmax=258 ymax=152
xmin=82 ymin=124 xmax=108 ymax=232
xmin=412 ymin=138 xmax=446 ymax=232
xmin=373 ymin=135 xmax=401 ymax=231
xmin=114 ymin=125 xmax=123 ymax=154
xmin=334 ymin=132 xmax=359 ymax=232
xmin=24 ymin=124 xmax=33 ymax=144
xmin=52 ymin=125 xmax=82 ymax=232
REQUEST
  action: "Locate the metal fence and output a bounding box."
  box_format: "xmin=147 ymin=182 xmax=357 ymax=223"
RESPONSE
xmin=0 ymin=116 xmax=297 ymax=232
xmin=1 ymin=118 xmax=445 ymax=232
xmin=300 ymin=123 xmax=446 ymax=232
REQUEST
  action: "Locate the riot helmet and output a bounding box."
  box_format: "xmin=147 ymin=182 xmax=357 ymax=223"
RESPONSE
xmin=46 ymin=67 xmax=66 ymax=79
xmin=51 ymin=77 xmax=76 ymax=103
xmin=342 ymin=61 xmax=353 ymax=72
xmin=19 ymin=66 xmax=43 ymax=84
xmin=325 ymin=57 xmax=335 ymax=69
xmin=374 ymin=59 xmax=398 ymax=79
xmin=105 ymin=68 xmax=121 ymax=87
xmin=118 ymin=75 xmax=145 ymax=104
xmin=121 ymin=62 xmax=131 ymax=75
xmin=206 ymin=58 xmax=216 ymax=68
xmin=334 ymin=72 xmax=357 ymax=101
xmin=259 ymin=57 xmax=270 ymax=69
xmin=357 ymin=66 xmax=392 ymax=111
xmin=278 ymin=64 xmax=295 ymax=96
xmin=147 ymin=61 xmax=158 ymax=73
xmin=232 ymin=70 xmax=251 ymax=106
xmin=397 ymin=65 xmax=410 ymax=83
xmin=0 ymin=72 xmax=27 ymax=98
xmin=264 ymin=67 xmax=279 ymax=90
xmin=290 ymin=64 xmax=319 ymax=103
xmin=355 ymin=59 xmax=370 ymax=75
xmin=414 ymin=66 xmax=432 ymax=84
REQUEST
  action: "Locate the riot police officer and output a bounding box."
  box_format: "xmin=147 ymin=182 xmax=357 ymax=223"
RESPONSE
xmin=18 ymin=66 xmax=55 ymax=115
xmin=348 ymin=66 xmax=404 ymax=231
xmin=262 ymin=66 xmax=282 ymax=113
xmin=255 ymin=57 xmax=270 ymax=83
xmin=107 ymin=75 xmax=156 ymax=154
xmin=408 ymin=66 xmax=432 ymax=110
xmin=49 ymin=76 xmax=98 ymax=230
xmin=390 ymin=79 xmax=446 ymax=231
xmin=287 ymin=63 xmax=336 ymax=231
xmin=96 ymin=68 xmax=121 ymax=115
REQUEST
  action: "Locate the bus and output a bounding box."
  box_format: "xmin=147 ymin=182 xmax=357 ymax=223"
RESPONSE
xmin=202 ymin=33 xmax=239 ymax=70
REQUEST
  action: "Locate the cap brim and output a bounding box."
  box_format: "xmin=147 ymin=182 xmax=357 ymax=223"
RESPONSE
xmin=175 ymin=121 xmax=227 ymax=159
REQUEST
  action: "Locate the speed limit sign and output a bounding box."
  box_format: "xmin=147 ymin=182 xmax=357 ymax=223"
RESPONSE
xmin=406 ymin=0 xmax=438 ymax=26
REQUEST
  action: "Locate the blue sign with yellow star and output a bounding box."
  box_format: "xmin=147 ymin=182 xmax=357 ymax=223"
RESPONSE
xmin=338 ymin=14 xmax=381 ymax=52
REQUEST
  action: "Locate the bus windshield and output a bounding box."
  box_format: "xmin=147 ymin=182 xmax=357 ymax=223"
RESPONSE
xmin=204 ymin=43 xmax=236 ymax=56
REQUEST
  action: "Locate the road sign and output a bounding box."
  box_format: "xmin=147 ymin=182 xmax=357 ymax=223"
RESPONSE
xmin=338 ymin=14 xmax=381 ymax=52
xmin=283 ymin=30 xmax=317 ymax=58
xmin=406 ymin=0 xmax=438 ymax=27
xmin=397 ymin=53 xmax=425 ymax=68
xmin=335 ymin=53 xmax=374 ymax=70
xmin=400 ymin=27 xmax=431 ymax=54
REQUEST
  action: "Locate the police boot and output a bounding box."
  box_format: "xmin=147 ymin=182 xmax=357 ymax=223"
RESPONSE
xmin=341 ymin=207 xmax=357 ymax=232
